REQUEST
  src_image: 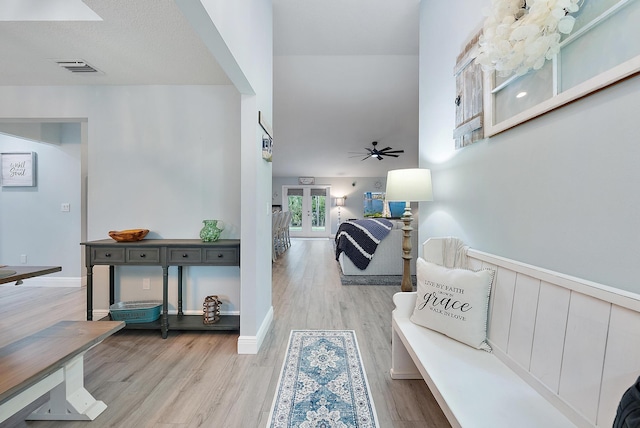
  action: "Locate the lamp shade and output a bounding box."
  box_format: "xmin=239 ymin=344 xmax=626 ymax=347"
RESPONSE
xmin=385 ymin=168 xmax=433 ymax=202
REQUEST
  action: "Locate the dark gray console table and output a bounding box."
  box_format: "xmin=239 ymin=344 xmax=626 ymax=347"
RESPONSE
xmin=81 ymin=239 xmax=240 ymax=338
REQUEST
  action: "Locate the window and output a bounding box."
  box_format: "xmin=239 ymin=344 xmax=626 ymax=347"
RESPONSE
xmin=484 ymin=0 xmax=640 ymax=136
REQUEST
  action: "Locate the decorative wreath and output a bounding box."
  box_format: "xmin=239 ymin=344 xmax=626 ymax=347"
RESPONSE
xmin=475 ymin=0 xmax=582 ymax=77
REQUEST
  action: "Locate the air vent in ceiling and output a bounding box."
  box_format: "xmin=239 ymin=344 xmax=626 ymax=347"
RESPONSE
xmin=55 ymin=60 xmax=101 ymax=74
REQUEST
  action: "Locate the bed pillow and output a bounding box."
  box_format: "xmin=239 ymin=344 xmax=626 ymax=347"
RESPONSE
xmin=410 ymin=258 xmax=495 ymax=351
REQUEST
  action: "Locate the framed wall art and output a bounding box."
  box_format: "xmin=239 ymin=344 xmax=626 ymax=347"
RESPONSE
xmin=298 ymin=177 xmax=315 ymax=185
xmin=262 ymin=135 xmax=273 ymax=162
xmin=259 ymin=111 xmax=273 ymax=162
xmin=1 ymin=152 xmax=37 ymax=187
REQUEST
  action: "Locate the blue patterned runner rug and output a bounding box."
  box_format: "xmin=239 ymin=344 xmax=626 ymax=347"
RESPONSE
xmin=267 ymin=330 xmax=379 ymax=428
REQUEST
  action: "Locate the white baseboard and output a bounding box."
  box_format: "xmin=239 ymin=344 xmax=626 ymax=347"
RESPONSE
xmin=93 ymin=309 xmax=110 ymax=319
xmin=0 ymin=276 xmax=82 ymax=288
xmin=237 ymin=306 xmax=274 ymax=355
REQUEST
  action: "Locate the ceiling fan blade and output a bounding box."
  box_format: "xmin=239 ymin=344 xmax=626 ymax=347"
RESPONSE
xmin=350 ymin=142 xmax=405 ymax=162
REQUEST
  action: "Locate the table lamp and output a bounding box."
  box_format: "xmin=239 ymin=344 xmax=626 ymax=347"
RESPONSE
xmin=385 ymin=168 xmax=433 ymax=292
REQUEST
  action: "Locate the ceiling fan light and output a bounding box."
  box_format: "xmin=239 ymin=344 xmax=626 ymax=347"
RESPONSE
xmin=354 ymin=141 xmax=403 ymax=161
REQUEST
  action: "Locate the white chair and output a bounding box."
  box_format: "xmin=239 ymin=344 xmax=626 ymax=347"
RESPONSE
xmin=272 ymin=212 xmax=281 ymax=262
xmin=275 ymin=211 xmax=287 ymax=256
xmin=282 ymin=211 xmax=292 ymax=250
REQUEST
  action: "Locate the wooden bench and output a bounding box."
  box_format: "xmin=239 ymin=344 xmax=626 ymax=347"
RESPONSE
xmin=0 ymin=266 xmax=62 ymax=285
xmin=0 ymin=320 xmax=124 ymax=423
xmin=391 ymin=237 xmax=640 ymax=428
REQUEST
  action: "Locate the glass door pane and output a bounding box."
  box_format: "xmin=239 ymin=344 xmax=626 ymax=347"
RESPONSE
xmin=310 ymin=188 xmax=327 ymax=232
xmin=286 ymin=188 xmax=303 ymax=233
xmin=283 ymin=185 xmax=330 ymax=237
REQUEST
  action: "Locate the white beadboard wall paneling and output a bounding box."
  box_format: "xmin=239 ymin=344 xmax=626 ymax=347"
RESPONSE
xmin=467 ymin=257 xmax=483 ymax=270
xmin=488 ymin=266 xmax=517 ymax=352
xmin=529 ymin=281 xmax=571 ymax=394
xmin=470 ymin=249 xmax=640 ymax=313
xmin=457 ymin=240 xmax=640 ymax=427
xmin=597 ymin=305 xmax=640 ymax=427
xmin=559 ymin=292 xmax=611 ymax=424
xmin=480 ymin=261 xmax=499 ymax=338
xmin=507 ymin=273 xmax=541 ymax=369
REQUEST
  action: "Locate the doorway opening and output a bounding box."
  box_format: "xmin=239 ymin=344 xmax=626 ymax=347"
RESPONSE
xmin=282 ymin=185 xmax=330 ymax=238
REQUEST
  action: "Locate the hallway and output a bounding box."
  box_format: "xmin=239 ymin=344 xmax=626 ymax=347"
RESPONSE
xmin=1 ymin=239 xmax=448 ymax=427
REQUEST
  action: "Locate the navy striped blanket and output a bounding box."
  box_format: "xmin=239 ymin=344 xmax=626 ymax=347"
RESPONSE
xmin=335 ymin=218 xmax=394 ymax=270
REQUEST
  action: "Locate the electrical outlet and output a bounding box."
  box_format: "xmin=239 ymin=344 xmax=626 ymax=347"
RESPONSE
xmin=143 ymin=278 xmax=150 ymax=290
xmin=61 ymin=203 xmax=70 ymax=212
xmin=20 ymin=254 xmax=27 ymax=264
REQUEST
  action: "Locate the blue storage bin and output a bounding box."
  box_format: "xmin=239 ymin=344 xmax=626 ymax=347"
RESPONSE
xmin=109 ymin=300 xmax=162 ymax=323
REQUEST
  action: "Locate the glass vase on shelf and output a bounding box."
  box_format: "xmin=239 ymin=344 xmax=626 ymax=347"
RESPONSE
xmin=199 ymin=219 xmax=225 ymax=242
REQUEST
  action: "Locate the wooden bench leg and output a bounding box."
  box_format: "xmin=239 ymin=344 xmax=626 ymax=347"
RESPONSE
xmin=390 ymin=326 xmax=422 ymax=380
xmin=27 ymin=352 xmax=107 ymax=421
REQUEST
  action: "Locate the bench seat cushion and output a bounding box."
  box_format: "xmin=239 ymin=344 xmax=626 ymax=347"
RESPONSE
xmin=394 ymin=293 xmax=576 ymax=428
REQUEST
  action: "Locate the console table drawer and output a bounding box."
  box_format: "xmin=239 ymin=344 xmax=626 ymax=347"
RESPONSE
xmin=168 ymin=248 xmax=202 ymax=264
xmin=126 ymin=248 xmax=161 ymax=263
xmin=93 ymin=248 xmax=125 ymax=263
xmin=204 ymin=248 xmax=239 ymax=265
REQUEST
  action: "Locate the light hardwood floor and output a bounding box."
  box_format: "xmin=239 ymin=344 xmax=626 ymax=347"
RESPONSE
xmin=0 ymin=239 xmax=449 ymax=428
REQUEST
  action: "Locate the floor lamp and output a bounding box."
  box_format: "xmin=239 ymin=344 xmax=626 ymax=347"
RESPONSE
xmin=335 ymin=196 xmax=345 ymax=225
xmin=385 ymin=169 xmax=433 ymax=292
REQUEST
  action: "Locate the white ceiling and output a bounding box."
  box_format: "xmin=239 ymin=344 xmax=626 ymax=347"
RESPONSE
xmin=0 ymin=0 xmax=230 ymax=85
xmin=273 ymin=0 xmax=420 ymax=178
xmin=0 ymin=0 xmax=420 ymax=178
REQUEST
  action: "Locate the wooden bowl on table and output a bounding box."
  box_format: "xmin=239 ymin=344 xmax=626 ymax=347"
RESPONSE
xmin=108 ymin=229 xmax=149 ymax=242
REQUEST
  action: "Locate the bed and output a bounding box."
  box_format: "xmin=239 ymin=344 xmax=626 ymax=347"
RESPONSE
xmin=336 ymin=219 xmax=417 ymax=276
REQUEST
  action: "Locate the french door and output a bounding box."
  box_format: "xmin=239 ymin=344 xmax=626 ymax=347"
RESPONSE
xmin=282 ymin=186 xmax=330 ymax=237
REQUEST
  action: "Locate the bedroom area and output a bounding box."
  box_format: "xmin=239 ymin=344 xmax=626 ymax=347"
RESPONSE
xmin=271 ymin=177 xmax=421 ymax=286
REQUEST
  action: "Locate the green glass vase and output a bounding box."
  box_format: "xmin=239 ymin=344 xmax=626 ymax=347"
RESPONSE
xmin=199 ymin=219 xmax=223 ymax=242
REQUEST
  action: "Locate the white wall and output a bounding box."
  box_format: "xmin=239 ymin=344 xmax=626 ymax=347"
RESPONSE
xmin=190 ymin=0 xmax=274 ymax=353
xmin=88 ymin=86 xmax=242 ymax=313
xmin=0 ymin=127 xmax=82 ymax=281
xmin=419 ymin=0 xmax=640 ymax=293
xmin=202 ymin=0 xmax=270 ymax=95
xmin=0 ymin=85 xmax=242 ymax=312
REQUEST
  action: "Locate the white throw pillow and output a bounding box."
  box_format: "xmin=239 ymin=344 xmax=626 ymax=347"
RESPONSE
xmin=411 ymin=258 xmax=495 ymax=351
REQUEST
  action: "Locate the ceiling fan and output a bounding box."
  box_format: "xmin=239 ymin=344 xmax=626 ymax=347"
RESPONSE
xmin=350 ymin=141 xmax=404 ymax=161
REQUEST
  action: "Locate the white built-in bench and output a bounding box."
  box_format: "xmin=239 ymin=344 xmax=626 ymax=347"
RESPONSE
xmin=391 ymin=237 xmax=640 ymax=428
xmin=0 ymin=320 xmax=124 ymax=424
